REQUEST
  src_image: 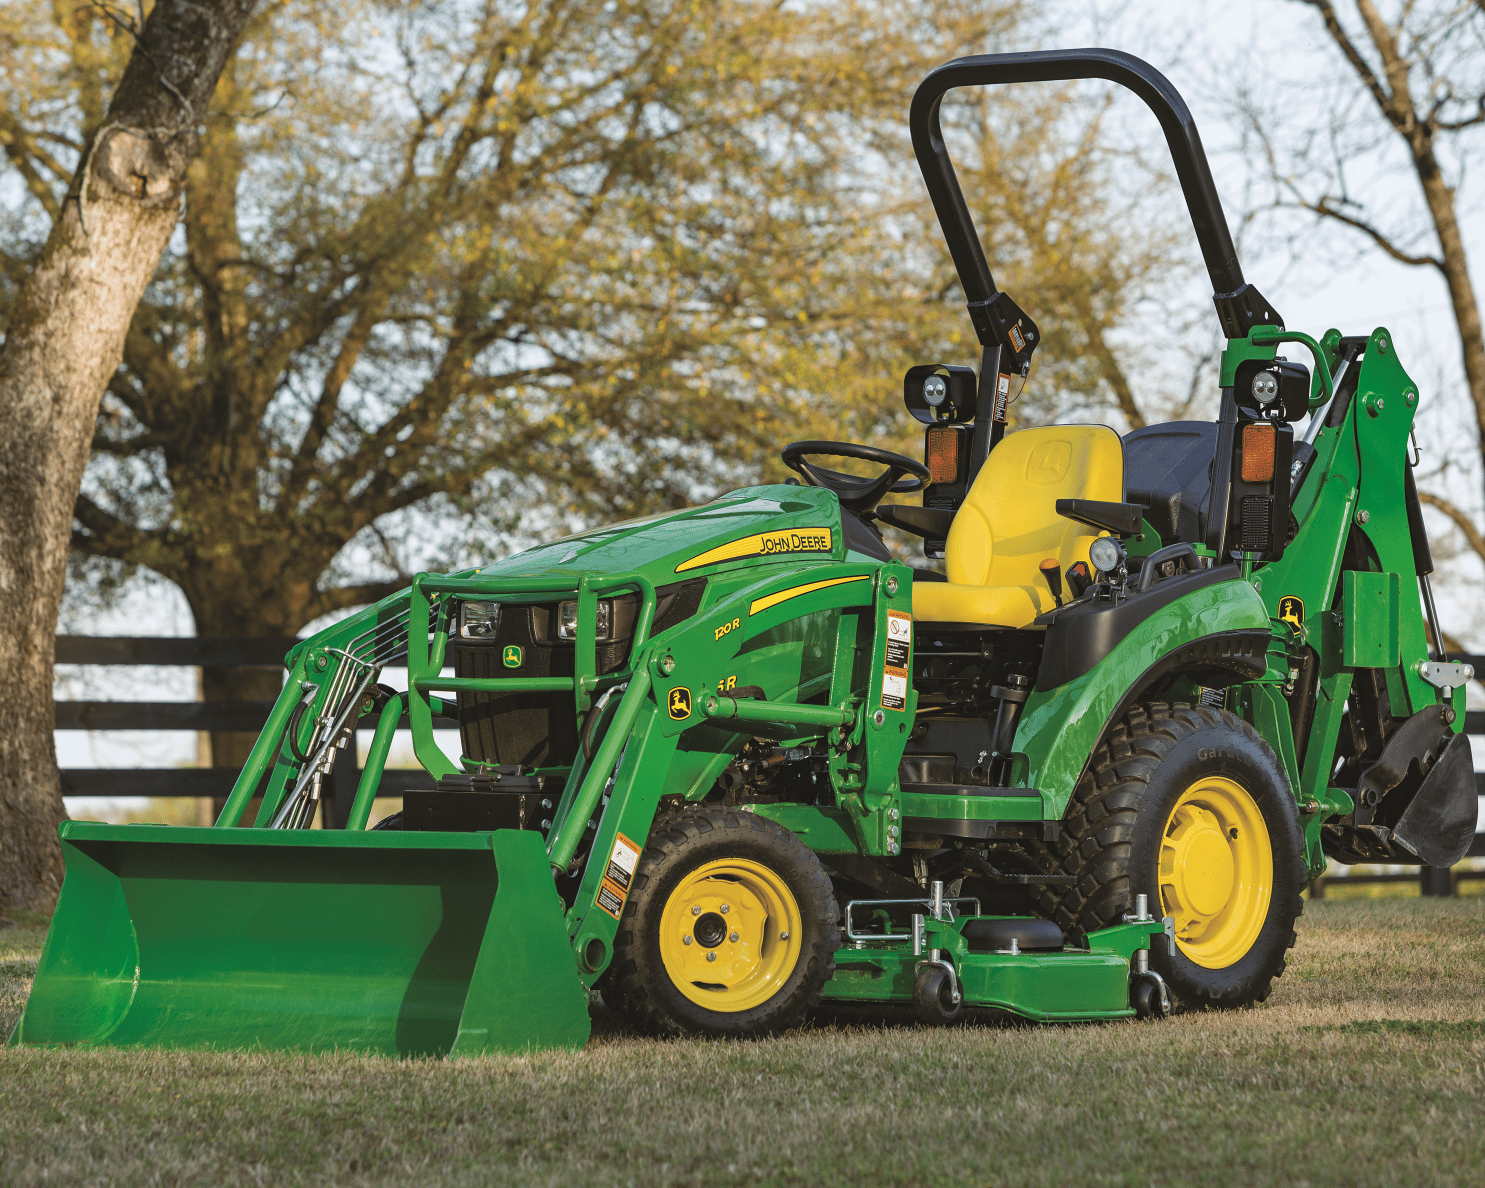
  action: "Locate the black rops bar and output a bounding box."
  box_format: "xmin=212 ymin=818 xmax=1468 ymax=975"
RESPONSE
xmin=910 ymin=48 xmax=1283 ymax=341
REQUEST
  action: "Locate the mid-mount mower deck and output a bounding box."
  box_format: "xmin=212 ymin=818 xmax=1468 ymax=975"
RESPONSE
xmin=14 ymin=49 xmax=1476 ymax=1056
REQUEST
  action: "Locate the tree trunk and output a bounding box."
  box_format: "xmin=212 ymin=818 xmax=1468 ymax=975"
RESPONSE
xmin=0 ymin=0 xmax=258 ymax=913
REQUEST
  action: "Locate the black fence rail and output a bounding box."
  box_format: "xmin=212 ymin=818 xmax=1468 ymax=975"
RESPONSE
xmin=54 ymin=639 xmax=1485 ymax=865
xmin=55 ymin=636 xmax=446 ymax=827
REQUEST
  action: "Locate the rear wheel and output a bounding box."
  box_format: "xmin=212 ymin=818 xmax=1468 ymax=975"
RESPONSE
xmin=605 ymin=806 xmax=838 ymax=1036
xmin=1034 ymin=703 xmax=1305 ymax=1009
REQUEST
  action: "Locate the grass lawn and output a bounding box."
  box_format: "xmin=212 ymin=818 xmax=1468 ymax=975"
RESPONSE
xmin=3 ymin=895 xmax=1484 ymax=1187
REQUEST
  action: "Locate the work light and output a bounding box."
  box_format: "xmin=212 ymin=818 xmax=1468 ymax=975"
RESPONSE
xmin=458 ymin=600 xmax=501 ymax=638
xmin=557 ymin=599 xmax=613 ymax=640
xmin=1088 ymin=536 xmax=1124 ymax=574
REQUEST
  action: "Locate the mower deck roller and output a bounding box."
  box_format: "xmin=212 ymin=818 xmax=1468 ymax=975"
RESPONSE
xmin=12 ymin=824 xmax=589 ymax=1056
xmin=16 ymin=47 xmax=1474 ymax=1054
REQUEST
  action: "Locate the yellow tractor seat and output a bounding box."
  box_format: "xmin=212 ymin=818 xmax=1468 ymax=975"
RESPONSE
xmin=913 ymin=424 xmax=1125 ymax=628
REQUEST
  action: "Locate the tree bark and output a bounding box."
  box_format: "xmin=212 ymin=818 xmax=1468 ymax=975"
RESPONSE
xmin=0 ymin=0 xmax=258 ymax=912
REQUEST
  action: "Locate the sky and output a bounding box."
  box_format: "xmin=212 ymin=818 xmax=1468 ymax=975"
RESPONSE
xmin=52 ymin=0 xmax=1485 ymax=824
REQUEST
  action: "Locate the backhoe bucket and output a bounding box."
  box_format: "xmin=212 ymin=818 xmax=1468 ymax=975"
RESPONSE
xmin=9 ymin=822 xmax=590 ymax=1057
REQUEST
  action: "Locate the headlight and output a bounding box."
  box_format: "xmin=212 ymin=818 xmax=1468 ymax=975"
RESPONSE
xmin=557 ymin=599 xmax=612 ymax=641
xmin=1088 ymin=536 xmax=1124 ymax=574
xmin=459 ymin=600 xmax=501 ymax=639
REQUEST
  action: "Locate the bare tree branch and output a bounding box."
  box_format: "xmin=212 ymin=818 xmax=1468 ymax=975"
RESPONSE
xmin=1418 ymin=490 xmax=1485 ymax=563
xmin=1308 ymin=196 xmax=1445 ymax=269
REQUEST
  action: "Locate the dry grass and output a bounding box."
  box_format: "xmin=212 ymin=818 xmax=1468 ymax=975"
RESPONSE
xmin=3 ymin=896 xmax=1485 ymax=1187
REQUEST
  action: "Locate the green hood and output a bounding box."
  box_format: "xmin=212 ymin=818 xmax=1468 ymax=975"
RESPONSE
xmin=476 ymin=485 xmax=855 ymax=585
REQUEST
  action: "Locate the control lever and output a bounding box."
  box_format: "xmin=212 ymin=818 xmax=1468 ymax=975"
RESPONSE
xmin=1039 ymin=558 xmax=1064 ymax=608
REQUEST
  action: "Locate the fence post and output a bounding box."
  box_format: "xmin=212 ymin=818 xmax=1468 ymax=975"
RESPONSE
xmin=1419 ymin=865 xmax=1454 ymax=897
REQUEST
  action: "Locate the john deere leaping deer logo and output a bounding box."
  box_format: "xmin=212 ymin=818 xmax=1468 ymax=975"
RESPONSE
xmin=668 ymin=687 xmax=692 ymax=721
xmin=502 ymin=645 xmax=523 ymax=668
xmin=1278 ymin=597 xmax=1304 ymax=633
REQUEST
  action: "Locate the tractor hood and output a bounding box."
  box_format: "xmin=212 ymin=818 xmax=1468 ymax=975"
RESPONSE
xmin=475 ymin=485 xmax=858 ymax=585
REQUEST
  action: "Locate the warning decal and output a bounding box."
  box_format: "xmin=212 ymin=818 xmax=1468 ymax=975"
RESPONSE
xmin=596 ymin=831 xmax=642 ymax=920
xmin=993 ymin=373 xmax=1011 ymax=422
xmin=596 ymin=883 xmax=625 ymax=918
xmin=882 ymin=611 xmax=912 ymax=710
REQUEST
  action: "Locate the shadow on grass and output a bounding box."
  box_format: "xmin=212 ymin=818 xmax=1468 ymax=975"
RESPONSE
xmin=587 ymin=988 xmax=1053 ymax=1042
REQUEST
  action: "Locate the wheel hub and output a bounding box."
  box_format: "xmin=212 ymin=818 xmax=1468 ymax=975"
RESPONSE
xmin=693 ymin=911 xmax=727 ymax=948
xmin=1165 ymin=807 xmax=1235 ymax=918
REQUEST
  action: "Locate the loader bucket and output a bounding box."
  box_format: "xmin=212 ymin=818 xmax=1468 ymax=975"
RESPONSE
xmin=9 ymin=822 xmax=590 ymax=1057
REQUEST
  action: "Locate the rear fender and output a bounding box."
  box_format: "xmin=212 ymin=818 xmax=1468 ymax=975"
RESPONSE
xmin=1016 ymin=577 xmax=1270 ymax=819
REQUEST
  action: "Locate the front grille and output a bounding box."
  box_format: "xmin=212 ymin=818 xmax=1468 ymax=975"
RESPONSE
xmin=453 ymin=613 xmax=577 ymax=767
xmin=451 ymin=578 xmax=706 ymax=767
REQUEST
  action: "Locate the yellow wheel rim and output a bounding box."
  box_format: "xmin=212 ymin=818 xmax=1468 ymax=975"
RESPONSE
xmin=1158 ymin=775 xmax=1272 ymax=969
xmin=658 ymin=858 xmax=804 ymax=1012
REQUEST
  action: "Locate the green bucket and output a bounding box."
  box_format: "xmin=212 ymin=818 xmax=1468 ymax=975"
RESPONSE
xmin=10 ymin=822 xmax=590 ymax=1057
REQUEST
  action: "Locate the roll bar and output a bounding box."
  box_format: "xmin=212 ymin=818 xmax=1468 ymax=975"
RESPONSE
xmin=910 ymin=48 xmax=1282 ymax=343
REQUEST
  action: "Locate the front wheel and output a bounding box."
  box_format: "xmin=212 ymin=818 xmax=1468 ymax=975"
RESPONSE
xmin=604 ymin=807 xmax=839 ymax=1036
xmin=1035 ymin=703 xmax=1306 ymax=1009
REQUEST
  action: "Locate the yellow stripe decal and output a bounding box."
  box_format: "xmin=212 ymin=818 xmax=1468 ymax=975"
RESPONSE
xmin=749 ymin=575 xmax=870 ymax=617
xmin=676 ymin=527 xmax=833 ymax=574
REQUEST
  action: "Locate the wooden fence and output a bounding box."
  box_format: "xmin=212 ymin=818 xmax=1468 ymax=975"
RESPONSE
xmin=53 ymin=638 xmax=1485 ymax=886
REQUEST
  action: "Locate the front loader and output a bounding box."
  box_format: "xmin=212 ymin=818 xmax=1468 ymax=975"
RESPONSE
xmin=14 ymin=49 xmax=1476 ymax=1055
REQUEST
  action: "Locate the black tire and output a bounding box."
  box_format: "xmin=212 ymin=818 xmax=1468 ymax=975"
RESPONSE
xmin=1034 ymin=703 xmax=1305 ymax=1010
xmin=370 ymin=811 xmax=403 ymax=831
xmin=606 ymin=806 xmax=839 ymax=1037
xmin=913 ymin=965 xmax=963 ymax=1025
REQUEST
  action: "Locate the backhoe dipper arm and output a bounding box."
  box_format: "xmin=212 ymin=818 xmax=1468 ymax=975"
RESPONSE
xmin=910 ymin=48 xmax=1283 ymax=341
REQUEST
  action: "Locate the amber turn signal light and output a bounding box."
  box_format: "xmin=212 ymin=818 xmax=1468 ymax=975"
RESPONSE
xmin=925 ymin=425 xmax=961 ymax=484
xmin=1241 ymin=422 xmax=1276 ymax=482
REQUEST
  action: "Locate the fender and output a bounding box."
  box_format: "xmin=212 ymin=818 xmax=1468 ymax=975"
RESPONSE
xmin=1015 ymin=574 xmax=1270 ymax=819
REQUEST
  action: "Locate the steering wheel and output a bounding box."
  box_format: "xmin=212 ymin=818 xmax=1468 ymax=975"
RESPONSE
xmin=780 ymin=440 xmax=930 ymax=513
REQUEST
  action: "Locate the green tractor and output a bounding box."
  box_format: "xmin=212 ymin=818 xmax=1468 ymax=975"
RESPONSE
xmin=14 ymin=49 xmax=1476 ymax=1056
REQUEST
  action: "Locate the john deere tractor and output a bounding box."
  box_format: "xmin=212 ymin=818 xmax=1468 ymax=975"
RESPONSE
xmin=14 ymin=49 xmax=1476 ymax=1056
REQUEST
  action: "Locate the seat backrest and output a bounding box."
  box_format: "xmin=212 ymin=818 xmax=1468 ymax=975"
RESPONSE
xmin=1122 ymin=422 xmax=1217 ymax=545
xmin=945 ymin=424 xmax=1125 ymax=590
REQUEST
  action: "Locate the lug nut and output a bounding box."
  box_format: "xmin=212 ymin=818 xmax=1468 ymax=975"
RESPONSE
xmin=779 ymin=931 xmax=789 ymax=940
xmin=720 ymin=904 xmax=729 ymax=914
xmin=729 ymin=931 xmax=739 ymax=943
xmin=706 ymin=951 xmax=717 ymax=962
xmin=692 ymin=905 xmax=701 ymax=916
xmin=683 ymin=935 xmax=693 ymax=945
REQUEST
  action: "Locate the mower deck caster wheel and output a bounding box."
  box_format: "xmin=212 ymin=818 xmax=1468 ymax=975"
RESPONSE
xmin=914 ymin=966 xmax=962 ymax=1025
xmin=1132 ymin=976 xmax=1172 ymax=1019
